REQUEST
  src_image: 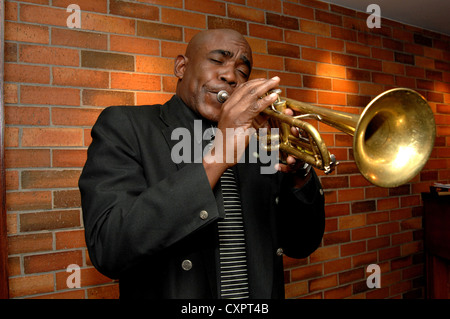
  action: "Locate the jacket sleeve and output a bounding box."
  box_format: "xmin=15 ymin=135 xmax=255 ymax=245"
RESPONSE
xmin=79 ymin=106 xmax=221 ymax=279
xmin=276 ymin=169 xmax=326 ymax=259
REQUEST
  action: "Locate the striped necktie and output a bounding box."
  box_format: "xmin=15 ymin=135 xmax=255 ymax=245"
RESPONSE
xmin=218 ymin=168 xmax=250 ymax=299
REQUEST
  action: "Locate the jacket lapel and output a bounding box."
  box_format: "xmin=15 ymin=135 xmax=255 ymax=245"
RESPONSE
xmin=159 ymin=95 xmax=223 ymax=298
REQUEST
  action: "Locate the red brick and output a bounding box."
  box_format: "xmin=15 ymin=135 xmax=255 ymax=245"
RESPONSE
xmin=317 ymin=36 xmax=344 ymax=52
xmin=267 ymin=41 xmax=300 ymax=58
xmin=339 ymin=267 xmax=365 ymax=285
xmin=318 ymin=91 xmax=346 ymax=105
xmin=284 ymin=282 xmax=308 ymax=299
xmin=208 ymin=16 xmax=248 ymax=35
xmin=52 ymin=150 xmax=87 ymax=168
xmin=378 ymin=222 xmax=400 ymax=236
xmin=6 ymin=191 xmax=52 ymax=211
xmin=332 ymin=79 xmax=358 ymax=93
xmin=310 ymin=245 xmax=340 ymax=263
xmin=82 ymin=12 xmax=135 ymax=35
xmin=19 ymin=44 xmax=79 ymax=66
xmin=247 ymin=0 xmax=281 ymax=13
xmin=285 ymin=88 xmax=317 ymax=103
xmin=56 ymin=230 xmax=86 ymax=250
xmin=52 ymin=107 xmax=103 ymax=126
xmin=136 ymin=56 xmax=175 ymax=75
xmin=352 ymin=226 xmax=376 ymax=241
xmin=5 ymin=21 xmax=49 ymax=44
xmin=82 ymin=89 xmax=135 ymax=107
xmin=111 ymin=72 xmax=161 ymax=91
xmin=20 ymin=210 xmax=81 ymax=232
xmin=51 ymin=28 xmax=108 ymax=50
xmin=249 ymin=24 xmax=283 ymax=41
xmin=323 ymin=230 xmax=350 ymax=246
xmin=228 ymin=4 xmax=265 ymax=23
xmin=110 ymin=0 xmax=159 ymax=20
xmin=332 ymin=52 xmax=357 ymax=67
xmin=81 ymin=50 xmax=134 ymax=71
xmin=371 ymin=47 xmax=394 ymax=61
xmin=377 ymin=198 xmax=399 ymax=211
xmin=5 ymin=149 xmax=50 ymax=168
xmin=9 ymin=274 xmax=54 ymax=298
xmin=110 ymin=35 xmax=160 ymax=56
xmin=54 ymin=190 xmax=81 ymax=208
xmin=266 ymin=12 xmax=299 ymax=30
xmin=161 ymin=8 xmax=206 ymax=28
xmin=8 ymin=233 xmax=53 ymax=255
xmin=331 ymin=25 xmax=357 ymax=41
xmin=20 ymin=4 xmax=67 ymax=27
xmin=53 ymin=67 xmax=109 ymax=88
xmin=283 ymin=2 xmax=314 ymax=19
xmin=21 ymin=170 xmax=81 ymax=189
xmin=358 ymin=32 xmax=381 ymax=47
xmin=302 ymin=47 xmax=330 ymax=63
xmin=303 ymin=76 xmax=332 ymax=91
xmin=52 ymin=0 xmax=108 ymax=13
xmin=22 ymin=128 xmax=83 ymax=147
xmin=5 ymin=1 xmax=18 ymax=21
xmin=5 ymin=63 xmax=50 ymax=84
xmin=185 ymin=0 xmax=226 ymax=15
xmin=316 ymin=10 xmax=342 ymax=26
xmin=301 ymin=20 xmax=330 ymax=36
xmin=339 ymin=214 xmax=365 ymax=229
xmin=309 ymin=274 xmax=338 ymax=292
xmin=136 ymin=92 xmax=174 ymax=106
xmin=4 ymin=83 xmax=18 ymax=104
xmin=21 ymin=86 xmax=80 ymax=106
xmin=5 ymin=106 xmax=49 ymax=126
xmin=87 ymin=284 xmax=120 ymax=299
xmin=5 ymin=127 xmax=19 ymax=147
xmin=24 ymin=250 xmax=83 ymax=274
xmin=382 ymin=61 xmax=405 ymax=75
xmin=137 ymin=21 xmax=183 ymax=41
xmin=285 ymin=30 xmax=315 ymax=47
xmin=6 ymin=171 xmax=19 ymax=191
xmin=162 ymin=77 xmax=177 ymax=94
xmin=318 ymin=64 xmax=346 ymax=79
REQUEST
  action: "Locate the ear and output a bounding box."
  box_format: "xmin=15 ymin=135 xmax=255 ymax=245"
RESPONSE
xmin=174 ymin=55 xmax=188 ymax=79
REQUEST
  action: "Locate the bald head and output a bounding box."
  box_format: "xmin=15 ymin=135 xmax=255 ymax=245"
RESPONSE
xmin=185 ymin=29 xmax=251 ymax=60
xmin=173 ymin=28 xmax=253 ymax=122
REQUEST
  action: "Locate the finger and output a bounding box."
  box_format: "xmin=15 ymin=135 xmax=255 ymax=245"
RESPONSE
xmin=274 ymin=163 xmax=293 ymax=173
xmin=238 ymin=76 xmax=280 ymax=107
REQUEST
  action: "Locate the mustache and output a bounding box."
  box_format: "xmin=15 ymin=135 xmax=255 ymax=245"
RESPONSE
xmin=206 ymin=85 xmax=232 ymax=95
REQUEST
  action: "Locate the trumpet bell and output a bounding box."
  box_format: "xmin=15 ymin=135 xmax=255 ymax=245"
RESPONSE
xmin=354 ymin=88 xmax=436 ymax=188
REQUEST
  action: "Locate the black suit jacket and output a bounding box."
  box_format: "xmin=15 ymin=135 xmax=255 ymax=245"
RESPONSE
xmin=79 ymin=95 xmax=325 ymax=299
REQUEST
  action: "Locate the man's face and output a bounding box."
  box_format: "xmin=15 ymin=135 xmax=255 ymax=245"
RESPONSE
xmin=175 ymin=30 xmax=253 ymax=123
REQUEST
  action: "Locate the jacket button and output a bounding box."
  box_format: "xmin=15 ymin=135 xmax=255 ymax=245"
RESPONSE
xmin=182 ymin=260 xmax=192 ymax=271
xmin=199 ymin=210 xmax=208 ymax=220
xmin=276 ymin=248 xmax=284 ymax=256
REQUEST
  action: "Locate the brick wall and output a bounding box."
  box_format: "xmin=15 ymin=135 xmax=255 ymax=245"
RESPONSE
xmin=3 ymin=0 xmax=449 ymax=299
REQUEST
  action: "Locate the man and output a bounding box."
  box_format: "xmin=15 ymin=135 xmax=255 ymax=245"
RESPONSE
xmin=79 ymin=29 xmax=325 ymax=299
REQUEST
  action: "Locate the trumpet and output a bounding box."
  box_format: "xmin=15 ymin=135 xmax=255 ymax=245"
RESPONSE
xmin=217 ymin=88 xmax=436 ymax=188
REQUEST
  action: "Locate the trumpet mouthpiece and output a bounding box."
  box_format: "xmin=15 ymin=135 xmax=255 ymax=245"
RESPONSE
xmin=217 ymin=90 xmax=230 ymax=103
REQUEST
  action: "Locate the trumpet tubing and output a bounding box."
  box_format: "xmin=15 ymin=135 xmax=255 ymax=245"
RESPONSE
xmin=217 ymin=87 xmax=436 ymax=188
